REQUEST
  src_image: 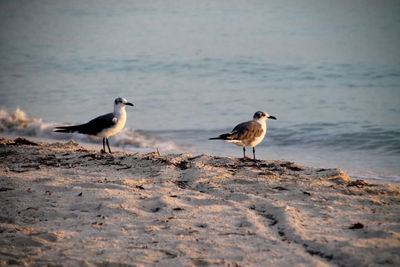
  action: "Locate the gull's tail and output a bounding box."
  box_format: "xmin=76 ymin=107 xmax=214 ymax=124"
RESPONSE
xmin=53 ymin=125 xmax=83 ymax=133
xmin=209 ymin=133 xmax=232 ymax=140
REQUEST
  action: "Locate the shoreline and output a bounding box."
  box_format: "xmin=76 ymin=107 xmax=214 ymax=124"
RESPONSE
xmin=1 ymin=137 xmax=400 ymax=266
xmin=2 ymin=133 xmax=399 ymax=184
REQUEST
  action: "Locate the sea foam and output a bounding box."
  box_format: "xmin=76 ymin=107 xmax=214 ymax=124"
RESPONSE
xmin=0 ymin=108 xmax=183 ymax=153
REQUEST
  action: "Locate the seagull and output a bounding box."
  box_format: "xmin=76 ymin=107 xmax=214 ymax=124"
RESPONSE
xmin=54 ymin=97 xmax=134 ymax=153
xmin=209 ymin=111 xmax=277 ymax=160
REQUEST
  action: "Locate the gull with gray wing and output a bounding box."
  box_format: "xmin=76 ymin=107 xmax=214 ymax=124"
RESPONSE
xmin=209 ymin=111 xmax=277 ymax=160
xmin=54 ymin=97 xmax=134 ymax=153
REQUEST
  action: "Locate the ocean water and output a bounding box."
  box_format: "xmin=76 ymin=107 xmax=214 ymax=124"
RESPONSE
xmin=1 ymin=0 xmax=400 ymax=182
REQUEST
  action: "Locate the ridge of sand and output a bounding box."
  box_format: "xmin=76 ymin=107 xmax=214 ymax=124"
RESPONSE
xmin=1 ymin=138 xmax=399 ymax=266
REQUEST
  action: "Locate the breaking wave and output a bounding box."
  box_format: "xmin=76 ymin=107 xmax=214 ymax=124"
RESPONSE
xmin=0 ymin=108 xmax=183 ymax=153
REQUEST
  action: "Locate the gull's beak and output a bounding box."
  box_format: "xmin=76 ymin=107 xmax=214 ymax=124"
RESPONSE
xmin=268 ymin=115 xmax=277 ymax=120
xmin=125 ymin=102 xmax=134 ymax=106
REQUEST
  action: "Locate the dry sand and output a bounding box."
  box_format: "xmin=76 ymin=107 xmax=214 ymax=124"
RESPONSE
xmin=0 ymin=137 xmax=399 ymax=266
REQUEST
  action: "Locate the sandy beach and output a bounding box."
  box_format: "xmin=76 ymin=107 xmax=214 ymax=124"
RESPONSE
xmin=0 ymin=137 xmax=399 ymax=266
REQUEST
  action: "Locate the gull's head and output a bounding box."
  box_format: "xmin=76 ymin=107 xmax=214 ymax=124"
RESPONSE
xmin=253 ymin=111 xmax=277 ymax=121
xmin=114 ymin=97 xmax=134 ymax=108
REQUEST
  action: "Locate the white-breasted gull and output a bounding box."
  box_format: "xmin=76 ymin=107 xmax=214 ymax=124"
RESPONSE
xmin=209 ymin=111 xmax=277 ymax=160
xmin=54 ymin=97 xmax=134 ymax=153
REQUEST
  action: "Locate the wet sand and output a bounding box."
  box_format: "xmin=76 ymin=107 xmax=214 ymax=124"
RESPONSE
xmin=1 ymin=137 xmax=399 ymax=266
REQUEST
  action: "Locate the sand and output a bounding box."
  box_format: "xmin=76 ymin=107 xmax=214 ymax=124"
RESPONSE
xmin=0 ymin=137 xmax=399 ymax=266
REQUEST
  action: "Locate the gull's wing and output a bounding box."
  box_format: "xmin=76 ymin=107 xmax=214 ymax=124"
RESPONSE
xmin=54 ymin=113 xmax=117 ymax=136
xmin=229 ymin=120 xmax=263 ymax=141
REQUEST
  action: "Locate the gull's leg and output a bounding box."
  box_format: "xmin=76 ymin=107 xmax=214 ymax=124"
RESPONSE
xmin=253 ymin=147 xmax=256 ymax=161
xmin=106 ymin=137 xmax=112 ymax=153
xmin=243 ymin=147 xmax=246 ymax=159
xmin=106 ymin=138 xmax=112 ymax=153
xmin=102 ymin=138 xmax=106 ymax=152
